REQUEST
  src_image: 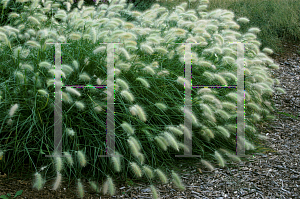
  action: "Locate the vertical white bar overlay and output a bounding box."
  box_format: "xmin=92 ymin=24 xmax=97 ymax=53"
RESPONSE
xmin=236 ymin=43 xmax=246 ymax=156
xmin=175 ymin=43 xmax=201 ymax=158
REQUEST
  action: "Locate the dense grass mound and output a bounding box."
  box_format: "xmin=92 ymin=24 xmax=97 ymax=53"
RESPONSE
xmin=0 ymin=0 xmax=285 ymax=198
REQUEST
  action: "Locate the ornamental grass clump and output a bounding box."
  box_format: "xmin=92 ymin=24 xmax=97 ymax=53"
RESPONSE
xmin=0 ymin=0 xmax=285 ymax=198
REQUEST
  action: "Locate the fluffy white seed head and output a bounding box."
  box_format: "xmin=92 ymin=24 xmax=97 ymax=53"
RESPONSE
xmin=171 ymin=170 xmax=185 ymax=191
xmin=77 ymin=150 xmax=87 ymax=167
xmin=200 ymin=159 xmax=215 ymax=171
xmin=214 ymin=151 xmax=225 ymax=167
xmin=136 ymin=77 xmax=150 ymax=88
xmin=79 ymin=72 xmax=91 ymax=82
xmin=237 ymin=17 xmax=250 ymax=23
xmin=155 ymin=103 xmax=167 ymax=110
xmin=75 ymin=101 xmax=85 ymax=111
xmin=63 ymin=151 xmax=74 ymax=166
xmin=130 ymin=162 xmax=142 ymax=177
xmin=143 ymin=165 xmax=154 ymax=179
xmin=9 ymin=104 xmax=19 ymax=117
xmin=150 ymin=185 xmax=159 ymax=199
xmin=77 ymin=179 xmax=84 ymax=198
xmin=33 ymin=172 xmax=45 ymax=191
xmin=66 ymin=87 xmax=81 ymax=97
xmin=163 ymin=131 xmax=179 ymax=151
xmin=166 ymin=126 xmax=183 ymax=136
xmin=116 ymin=79 xmax=129 ymax=90
xmin=38 ymin=89 xmax=48 ymax=96
xmin=111 ymin=152 xmax=121 ymax=172
xmin=155 ymin=168 xmax=168 ymax=184
xmin=121 ymin=122 xmax=135 ymax=135
xmin=52 ymin=171 xmax=62 ymax=190
xmin=120 ymin=90 xmax=135 ymax=102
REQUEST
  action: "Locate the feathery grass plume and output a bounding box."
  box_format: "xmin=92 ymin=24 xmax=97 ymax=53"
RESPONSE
xmin=62 ymin=92 xmax=73 ymax=104
xmin=116 ymin=79 xmax=129 ymax=90
xmin=62 ymin=64 xmax=74 ymax=75
xmin=52 ymin=171 xmax=62 ymax=190
xmin=155 ymin=102 xmax=167 ymax=110
xmin=135 ymin=105 xmax=147 ymax=122
xmin=94 ymin=105 xmax=103 ymax=113
xmin=166 ymin=126 xmax=183 ymax=136
xmin=180 ymin=107 xmax=199 ymax=126
xmin=77 ymin=179 xmax=84 ymax=198
xmin=136 ymin=77 xmax=150 ymax=88
xmin=262 ymin=47 xmax=273 ymax=55
xmin=48 ymin=69 xmax=66 ymax=79
xmin=215 ymin=110 xmax=230 ymax=120
xmin=72 ymin=60 xmax=79 ymax=70
xmin=177 ymin=76 xmax=191 ymax=89
xmin=25 ymin=40 xmax=41 ymax=48
xmin=150 ymin=185 xmax=159 ymax=199
xmin=129 ymin=136 xmax=141 ymax=151
xmin=201 ymin=159 xmax=215 ymax=171
xmin=77 ymin=150 xmax=87 ymax=167
xmin=121 ymin=90 xmax=135 ymax=102
xmin=75 ymin=101 xmax=85 ymax=111
xmin=248 ymin=27 xmax=261 ymax=34
xmin=201 ymin=124 xmax=214 ymax=137
xmin=136 ymin=152 xmax=145 ymax=165
xmin=226 ymin=92 xmax=237 ymax=101
xmin=13 ymin=46 xmax=22 ymax=58
xmin=105 ymin=176 xmax=116 ymax=196
xmin=163 ymin=131 xmax=179 ymax=151
xmin=129 ymin=105 xmax=138 ymax=116
xmin=171 ymin=170 xmax=185 ymax=191
xmin=33 ymin=172 xmax=45 ymax=191
xmin=39 ymin=61 xmax=52 ymax=69
xmin=140 ymin=43 xmax=154 ymax=54
xmin=63 ymin=151 xmax=74 ymax=166
xmin=130 ymin=162 xmax=142 ymax=177
xmin=154 ymin=46 xmax=168 ymax=54
xmin=111 ymin=152 xmax=121 ymax=172
xmin=154 ymin=136 xmax=167 ymax=151
xmin=89 ymin=180 xmax=101 ymax=193
xmin=127 ymin=139 xmax=139 ymax=157
xmin=197 ymin=88 xmax=213 ymax=95
xmin=275 ymin=87 xmax=286 ymax=94
xmin=69 ymin=32 xmax=82 ymax=40
xmin=9 ymin=104 xmax=19 ymax=117
xmin=119 ymin=47 xmax=131 ymax=60
xmin=79 ymin=72 xmax=91 ymax=82
xmin=237 ymin=17 xmax=250 ymax=23
xmin=143 ymin=165 xmax=154 ymax=179
xmin=54 ymin=152 xmax=63 ymax=172
xmin=66 ymin=128 xmax=75 ymax=137
xmin=201 ymin=94 xmax=215 ymax=101
xmin=124 ymin=22 xmax=135 ymax=29
xmin=121 ymin=122 xmax=135 ymax=135
xmin=155 ymin=168 xmax=168 ymax=184
xmin=28 ymin=16 xmax=40 ymax=25
xmin=38 ymin=89 xmax=48 ymax=96
xmin=247 ymin=102 xmax=261 ymax=112
xmin=102 ymin=177 xmax=109 ymax=195
xmin=142 ymin=66 xmax=155 ymax=75
xmin=179 ymin=124 xmax=192 ymax=140
xmin=214 ymin=151 xmax=225 ymax=167
xmin=93 ymin=46 xmax=107 ymax=54
xmin=216 ymin=126 xmax=230 ymax=138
